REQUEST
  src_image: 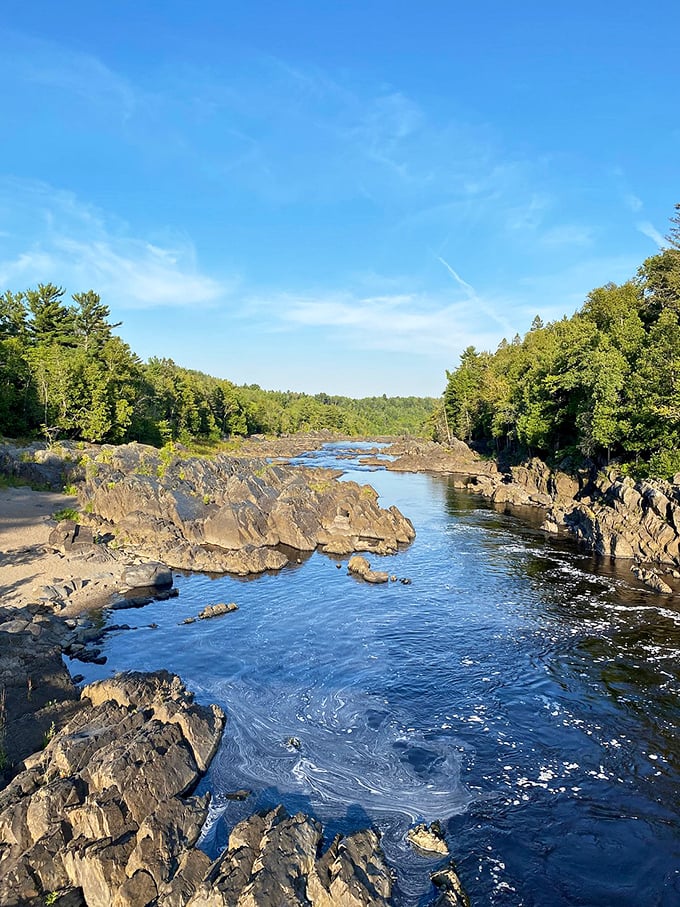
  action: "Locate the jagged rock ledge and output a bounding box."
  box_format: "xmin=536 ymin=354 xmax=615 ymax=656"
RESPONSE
xmin=1 ymin=441 xmax=415 ymax=576
xmin=386 ymin=439 xmax=680 ymax=594
xmin=0 ymin=671 xmax=394 ymax=907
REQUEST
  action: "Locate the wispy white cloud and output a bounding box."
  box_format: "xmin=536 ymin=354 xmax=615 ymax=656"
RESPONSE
xmin=249 ymin=287 xmax=508 ymax=357
xmin=0 ymin=178 xmax=229 ymax=307
xmin=2 ymin=30 xmax=137 ymax=123
xmin=637 ymin=220 xmax=664 ymax=247
xmin=540 ymin=224 xmax=594 ymax=247
xmin=624 ymin=193 xmax=643 ymax=213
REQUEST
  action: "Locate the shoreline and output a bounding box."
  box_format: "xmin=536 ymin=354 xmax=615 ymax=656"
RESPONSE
xmin=383 ymin=438 xmax=680 ymax=596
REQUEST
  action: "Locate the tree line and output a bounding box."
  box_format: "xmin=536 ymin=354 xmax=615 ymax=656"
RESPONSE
xmin=0 ymin=286 xmax=435 ymax=444
xmin=442 ymin=204 xmax=680 ymax=478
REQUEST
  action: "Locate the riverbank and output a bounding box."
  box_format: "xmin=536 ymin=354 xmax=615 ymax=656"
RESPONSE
xmin=383 ymin=438 xmax=680 ymax=596
xmin=0 ymin=484 xmax=130 ymax=781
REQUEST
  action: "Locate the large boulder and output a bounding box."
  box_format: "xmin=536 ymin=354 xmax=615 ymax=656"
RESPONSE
xmin=121 ymin=562 xmax=173 ymax=590
xmin=48 ymin=520 xmax=95 ymax=554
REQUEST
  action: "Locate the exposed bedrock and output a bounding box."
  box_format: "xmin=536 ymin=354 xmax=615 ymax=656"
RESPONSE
xmin=388 ymin=439 xmax=680 ymax=590
xmin=72 ymin=444 xmax=414 ymax=574
xmin=0 ymin=671 xmax=394 ymax=907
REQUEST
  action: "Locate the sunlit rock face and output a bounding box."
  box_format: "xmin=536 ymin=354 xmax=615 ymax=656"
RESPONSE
xmin=77 ymin=444 xmax=415 ymax=574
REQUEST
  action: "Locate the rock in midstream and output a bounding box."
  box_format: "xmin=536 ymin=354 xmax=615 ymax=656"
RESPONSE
xmin=407 ymin=820 xmax=449 ymax=855
xmin=347 ymin=554 xmax=390 ymax=584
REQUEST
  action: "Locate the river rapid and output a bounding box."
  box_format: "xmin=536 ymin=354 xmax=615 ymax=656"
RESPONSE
xmin=78 ymin=443 xmax=680 ymax=905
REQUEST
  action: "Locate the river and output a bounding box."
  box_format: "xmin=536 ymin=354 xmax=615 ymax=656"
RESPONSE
xmin=77 ymin=442 xmax=680 ymax=905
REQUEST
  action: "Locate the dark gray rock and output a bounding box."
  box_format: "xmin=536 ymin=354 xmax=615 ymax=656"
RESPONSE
xmin=121 ymin=562 xmax=173 ymax=590
xmin=48 ymin=521 xmax=94 ymax=553
xmin=431 ymin=862 xmax=470 ymax=906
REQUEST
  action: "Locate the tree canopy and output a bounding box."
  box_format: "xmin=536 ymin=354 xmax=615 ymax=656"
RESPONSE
xmin=0 ymin=287 xmax=436 ymax=444
xmin=442 ymin=205 xmax=680 ymax=478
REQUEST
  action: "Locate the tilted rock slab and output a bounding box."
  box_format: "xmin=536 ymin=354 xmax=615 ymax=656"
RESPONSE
xmin=0 ymin=671 xmax=394 ymax=907
xmin=76 ymin=445 xmax=415 ymax=575
xmin=0 ymin=671 xmax=224 ymax=907
xmin=185 ymin=806 xmax=392 ymax=907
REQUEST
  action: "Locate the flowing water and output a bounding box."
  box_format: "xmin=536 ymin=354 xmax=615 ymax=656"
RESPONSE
xmin=77 ymin=443 xmax=680 ymax=905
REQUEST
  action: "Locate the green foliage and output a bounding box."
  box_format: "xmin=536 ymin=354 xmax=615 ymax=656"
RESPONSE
xmin=0 ymin=282 xmax=446 ymax=445
xmin=443 ymin=204 xmax=680 ymax=478
xmin=52 ymin=508 xmax=80 ymax=522
xmin=42 ymin=720 xmax=57 ymax=748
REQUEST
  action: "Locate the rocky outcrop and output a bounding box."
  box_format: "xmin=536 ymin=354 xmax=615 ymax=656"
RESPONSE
xmin=388 ymin=439 xmax=498 ymax=487
xmin=0 ymin=672 xmax=393 ymax=907
xmin=184 ymin=806 xmax=392 ymax=907
xmin=558 ymin=471 xmax=680 ymax=569
xmin=0 ymin=671 xmax=224 ymax=906
xmin=70 ymin=444 xmax=414 ymax=575
xmin=0 ymin=443 xmax=72 ymax=491
xmin=407 ymin=820 xmax=449 ymax=855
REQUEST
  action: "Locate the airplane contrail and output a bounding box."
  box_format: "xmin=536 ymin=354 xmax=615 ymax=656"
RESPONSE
xmin=437 ymin=256 xmax=476 ymax=299
xmin=437 ymin=254 xmax=516 ymax=337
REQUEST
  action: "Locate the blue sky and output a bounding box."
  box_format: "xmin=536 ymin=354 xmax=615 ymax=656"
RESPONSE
xmin=1 ymin=1 xmax=678 ymax=396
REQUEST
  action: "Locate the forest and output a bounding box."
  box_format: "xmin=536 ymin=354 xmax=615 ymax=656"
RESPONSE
xmin=0 ymin=286 xmax=435 ymax=444
xmin=442 ymin=205 xmax=680 ymax=478
xmin=3 ymin=205 xmax=678 ymax=468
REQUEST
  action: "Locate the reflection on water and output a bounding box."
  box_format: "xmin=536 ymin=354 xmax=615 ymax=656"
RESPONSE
xmin=79 ymin=443 xmax=680 ymax=906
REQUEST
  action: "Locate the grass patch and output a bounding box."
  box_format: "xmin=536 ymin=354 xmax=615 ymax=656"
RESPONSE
xmin=183 ymin=437 xmax=244 ymax=458
xmin=309 ymin=480 xmax=332 ymax=494
xmin=52 ymin=507 xmax=80 ymax=522
xmin=0 ymin=473 xmax=51 ymax=492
